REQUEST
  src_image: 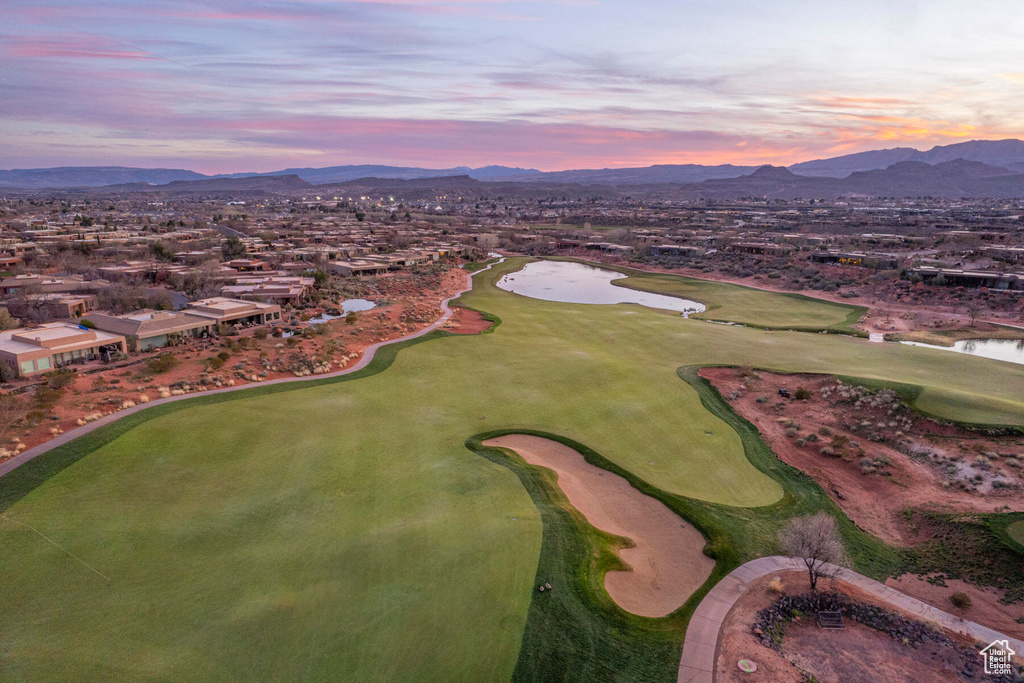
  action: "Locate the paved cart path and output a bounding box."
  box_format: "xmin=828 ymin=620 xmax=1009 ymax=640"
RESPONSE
xmin=678 ymin=555 xmax=1024 ymax=683
xmin=0 ymin=258 xmax=505 ymax=479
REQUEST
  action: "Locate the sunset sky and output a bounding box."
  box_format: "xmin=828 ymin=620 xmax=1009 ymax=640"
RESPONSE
xmin=3 ymin=0 xmax=1023 ymax=173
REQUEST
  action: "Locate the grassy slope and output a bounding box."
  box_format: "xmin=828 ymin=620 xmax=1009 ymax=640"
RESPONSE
xmin=1006 ymin=520 xmax=1024 ymax=547
xmin=1 ymin=257 xmax=1022 ymax=681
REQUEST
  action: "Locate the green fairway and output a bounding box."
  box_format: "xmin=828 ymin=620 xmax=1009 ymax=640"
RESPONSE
xmin=1 ymin=257 xmax=1022 ymax=681
xmin=554 ymin=258 xmax=866 ymax=330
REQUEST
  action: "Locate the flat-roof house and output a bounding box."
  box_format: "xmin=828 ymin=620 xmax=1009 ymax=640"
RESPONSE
xmin=220 ymin=275 xmax=314 ymax=305
xmin=0 ymin=323 xmax=128 ymax=378
xmin=328 ymin=260 xmax=389 ymax=277
xmin=223 ymin=258 xmax=269 ymax=272
xmin=186 ymin=297 xmax=282 ymax=326
xmin=86 ymin=310 xmax=216 ymax=351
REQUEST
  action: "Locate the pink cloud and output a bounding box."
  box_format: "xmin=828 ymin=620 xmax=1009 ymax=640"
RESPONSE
xmin=4 ymin=34 xmax=164 ymax=61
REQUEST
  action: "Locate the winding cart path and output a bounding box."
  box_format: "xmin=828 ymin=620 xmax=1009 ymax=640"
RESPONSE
xmin=678 ymin=555 xmax=1024 ymax=683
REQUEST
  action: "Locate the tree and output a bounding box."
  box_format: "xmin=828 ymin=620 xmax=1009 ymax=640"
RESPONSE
xmin=967 ymin=303 xmax=982 ymax=327
xmin=778 ymin=512 xmax=847 ymax=592
xmin=0 ymin=307 xmax=21 ymax=331
xmin=0 ymin=393 xmax=25 ymax=441
xmin=221 ymin=236 xmax=247 ymax=261
xmin=150 ymin=241 xmax=177 ymax=263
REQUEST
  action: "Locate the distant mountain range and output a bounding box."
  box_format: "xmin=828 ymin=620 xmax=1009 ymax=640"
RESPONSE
xmin=789 ymin=139 xmax=1024 ymax=177
xmin=682 ymin=159 xmax=1024 ymax=200
xmin=0 ymin=164 xmax=538 ymax=189
xmin=3 ymin=139 xmax=1024 ymax=197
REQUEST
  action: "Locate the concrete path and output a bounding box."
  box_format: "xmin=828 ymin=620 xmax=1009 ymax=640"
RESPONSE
xmin=0 ymin=258 xmax=505 ymax=479
xmin=678 ymin=555 xmax=1024 ymax=683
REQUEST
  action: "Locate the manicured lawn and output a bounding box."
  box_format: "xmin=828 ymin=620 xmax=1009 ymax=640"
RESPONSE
xmin=1 ymin=256 xmax=1022 ymax=681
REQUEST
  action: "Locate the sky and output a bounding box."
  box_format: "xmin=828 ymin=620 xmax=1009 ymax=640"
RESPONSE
xmin=2 ymin=0 xmax=1024 ymax=173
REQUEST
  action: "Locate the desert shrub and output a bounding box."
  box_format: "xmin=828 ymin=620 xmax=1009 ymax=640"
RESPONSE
xmin=794 ymin=438 xmax=807 ymax=447
xmin=253 ymin=328 xmax=269 ymax=340
xmin=767 ymin=577 xmax=784 ymax=594
xmin=785 ymin=428 xmax=798 ymax=438
xmin=43 ymin=368 xmax=76 ymax=390
xmin=345 ymin=311 xmax=357 ymax=325
xmin=819 ymin=446 xmax=837 ymax=457
xmin=806 ymin=433 xmax=820 ymax=443
xmin=794 ymin=387 xmax=812 ymax=400
xmin=146 ymin=353 xmax=178 ymax=374
xmin=206 ymin=356 xmax=226 ymax=370
xmin=950 ymin=592 xmax=972 ymax=609
xmin=831 ymin=434 xmax=849 ymax=449
xmin=0 ymin=362 xmax=16 ymax=383
xmin=818 ymin=426 xmax=832 ymax=436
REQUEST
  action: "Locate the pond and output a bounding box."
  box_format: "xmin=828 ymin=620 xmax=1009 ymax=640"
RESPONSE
xmin=497 ymin=260 xmax=705 ymax=316
xmin=306 ymin=299 xmax=377 ymax=324
xmin=900 ymin=338 xmax=1024 ymax=366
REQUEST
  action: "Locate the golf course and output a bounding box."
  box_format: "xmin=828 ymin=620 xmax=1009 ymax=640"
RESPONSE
xmin=1 ymin=257 xmax=1023 ymax=682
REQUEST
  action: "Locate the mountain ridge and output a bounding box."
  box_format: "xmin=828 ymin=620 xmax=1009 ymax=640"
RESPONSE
xmin=4 ymin=138 xmax=1024 ymax=192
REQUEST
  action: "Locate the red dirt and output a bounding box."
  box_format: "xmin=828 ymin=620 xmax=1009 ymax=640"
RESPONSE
xmin=716 ymin=571 xmax=984 ymax=683
xmin=886 ymin=574 xmax=1024 ymax=641
xmin=701 ymin=367 xmax=1024 ymax=546
xmin=443 ymin=307 xmax=493 ymax=334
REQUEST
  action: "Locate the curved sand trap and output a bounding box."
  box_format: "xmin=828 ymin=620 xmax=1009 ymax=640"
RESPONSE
xmin=484 ymin=434 xmax=713 ymax=618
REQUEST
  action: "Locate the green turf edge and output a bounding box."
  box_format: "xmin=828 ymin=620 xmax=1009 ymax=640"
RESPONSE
xmin=463 ymin=257 xmax=501 ymax=272
xmin=468 ymin=430 xmax=688 ymax=683
xmin=0 ymin=332 xmax=449 ymax=515
xmin=463 ymin=364 xmax=912 ymax=680
xmin=446 ymin=302 xmax=503 ymax=335
xmin=835 ymin=374 xmax=1024 ymax=435
xmin=543 ymin=255 xmax=868 ymax=334
xmin=1003 ymin=518 xmax=1024 ymax=551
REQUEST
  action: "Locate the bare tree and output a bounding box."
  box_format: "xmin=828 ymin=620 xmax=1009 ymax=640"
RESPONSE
xmin=778 ymin=512 xmax=847 ymax=592
xmin=966 ymin=303 xmax=982 ymax=328
xmin=0 ymin=393 xmax=25 ymax=441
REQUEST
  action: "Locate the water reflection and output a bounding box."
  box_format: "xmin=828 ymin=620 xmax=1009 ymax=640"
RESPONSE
xmin=497 ymin=260 xmax=705 ymax=316
xmin=900 ymin=337 xmax=1024 ymax=366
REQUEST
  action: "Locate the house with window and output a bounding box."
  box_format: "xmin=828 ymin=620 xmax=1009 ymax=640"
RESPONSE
xmin=185 ymin=297 xmax=282 ymax=326
xmin=86 ymin=309 xmax=216 ymax=351
xmin=0 ymin=322 xmax=128 ymax=378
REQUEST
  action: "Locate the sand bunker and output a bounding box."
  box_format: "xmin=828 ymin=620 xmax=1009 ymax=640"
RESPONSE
xmin=484 ymin=434 xmax=713 ymax=618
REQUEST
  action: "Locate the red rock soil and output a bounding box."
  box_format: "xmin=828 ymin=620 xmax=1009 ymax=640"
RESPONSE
xmin=442 ymin=307 xmax=493 ymax=334
xmin=0 ymin=267 xmax=472 ymax=459
xmin=703 ymin=367 xmax=1024 ymax=640
xmin=702 ymin=367 xmax=1024 ymax=547
xmin=716 ymin=570 xmax=987 ymax=683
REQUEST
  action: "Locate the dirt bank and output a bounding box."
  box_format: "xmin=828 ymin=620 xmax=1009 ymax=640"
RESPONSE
xmin=442 ymin=307 xmax=493 ymax=334
xmin=716 ymin=571 xmax=985 ymax=683
xmin=701 ymin=368 xmax=1024 ymax=545
xmin=886 ymin=574 xmax=1024 ymax=641
xmin=483 ymin=434 xmax=713 ymax=618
